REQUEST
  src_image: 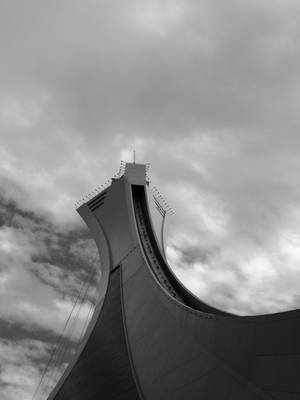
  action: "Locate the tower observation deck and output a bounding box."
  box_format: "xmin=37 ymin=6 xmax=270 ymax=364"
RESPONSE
xmin=48 ymin=162 xmax=300 ymax=399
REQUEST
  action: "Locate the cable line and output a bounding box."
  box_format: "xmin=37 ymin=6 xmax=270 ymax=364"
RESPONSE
xmin=79 ymin=280 xmax=99 ymax=341
xmin=32 ymin=266 xmax=97 ymax=400
xmin=50 ymin=271 xmax=94 ymax=389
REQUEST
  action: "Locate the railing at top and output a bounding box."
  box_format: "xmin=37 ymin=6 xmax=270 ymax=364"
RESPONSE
xmin=151 ymin=185 xmax=175 ymax=216
xmin=74 ymin=161 xmax=126 ymax=209
xmin=146 ymin=162 xmax=151 ymax=183
xmin=74 ymin=161 xmax=175 ymax=216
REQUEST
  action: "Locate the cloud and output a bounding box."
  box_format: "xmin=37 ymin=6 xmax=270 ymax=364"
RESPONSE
xmin=129 ymin=0 xmax=187 ymax=36
xmin=0 ymin=197 xmax=99 ymax=333
xmin=167 ymin=226 xmax=300 ymax=315
xmin=1 ymin=0 xmax=300 ymax=226
xmin=1 ymin=1 xmax=300 ymax=397
xmin=1 ymin=0 xmax=299 ymax=317
xmin=1 ymin=0 xmax=300 ymax=311
xmin=0 ymin=338 xmax=51 ymax=400
xmin=0 ymin=198 xmax=100 ymax=398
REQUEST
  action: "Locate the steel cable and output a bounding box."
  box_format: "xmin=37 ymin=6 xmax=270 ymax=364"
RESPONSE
xmin=41 ymin=266 xmax=96 ymax=399
xmin=32 ymin=266 xmax=96 ymax=400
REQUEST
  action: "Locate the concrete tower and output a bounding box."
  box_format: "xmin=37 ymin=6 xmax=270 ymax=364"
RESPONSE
xmin=48 ymin=162 xmax=300 ymax=399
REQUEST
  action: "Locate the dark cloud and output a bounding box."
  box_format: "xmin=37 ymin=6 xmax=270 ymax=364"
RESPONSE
xmin=0 ymin=196 xmax=99 ymax=398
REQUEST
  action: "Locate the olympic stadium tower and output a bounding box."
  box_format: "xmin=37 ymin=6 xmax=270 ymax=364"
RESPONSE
xmin=47 ymin=162 xmax=300 ymax=400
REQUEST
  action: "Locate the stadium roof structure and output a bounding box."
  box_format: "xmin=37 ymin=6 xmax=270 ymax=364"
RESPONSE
xmin=46 ymin=162 xmax=300 ymax=400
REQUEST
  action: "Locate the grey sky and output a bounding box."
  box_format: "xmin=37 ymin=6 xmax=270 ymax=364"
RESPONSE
xmin=1 ymin=0 xmax=300 ymax=398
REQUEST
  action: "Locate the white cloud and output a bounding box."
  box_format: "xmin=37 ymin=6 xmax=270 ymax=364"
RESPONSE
xmin=0 ymin=0 xmax=299 ymax=317
xmin=0 ymin=220 xmax=97 ymax=336
xmin=167 ymin=226 xmax=300 ymax=315
xmin=130 ymin=0 xmax=186 ymax=36
xmin=0 ymin=209 xmax=99 ymax=398
xmin=0 ymin=95 xmax=47 ymax=128
xmin=0 ymin=339 xmax=51 ymax=400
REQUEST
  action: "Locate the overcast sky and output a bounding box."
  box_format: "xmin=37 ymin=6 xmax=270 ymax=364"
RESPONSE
xmin=1 ymin=0 xmax=300 ymax=399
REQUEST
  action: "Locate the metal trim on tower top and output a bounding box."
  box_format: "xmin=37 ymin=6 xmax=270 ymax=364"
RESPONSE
xmin=124 ymin=163 xmax=146 ymax=186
